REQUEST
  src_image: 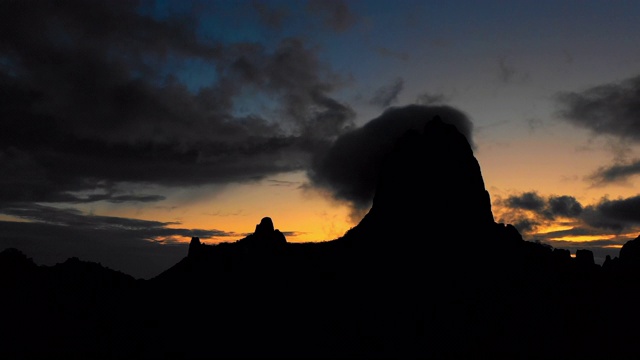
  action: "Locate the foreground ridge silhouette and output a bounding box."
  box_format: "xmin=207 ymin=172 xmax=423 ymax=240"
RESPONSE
xmin=4 ymin=109 xmax=640 ymax=358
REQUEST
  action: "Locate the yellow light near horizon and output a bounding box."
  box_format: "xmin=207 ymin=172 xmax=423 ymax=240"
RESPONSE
xmin=549 ymin=234 xmax=617 ymax=242
xmin=153 ymin=172 xmax=357 ymax=245
xmin=602 ymin=245 xmax=623 ymax=249
xmin=534 ymin=224 xmax=575 ymax=234
xmin=0 ymin=214 xmax=30 ymax=223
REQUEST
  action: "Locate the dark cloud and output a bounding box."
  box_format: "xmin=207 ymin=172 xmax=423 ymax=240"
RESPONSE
xmin=267 ymin=179 xmax=299 ymax=187
xmin=498 ymin=197 xmax=628 ymax=265
xmin=500 ymin=191 xmax=640 ymax=234
xmin=505 ymin=192 xmax=546 ymax=212
xmin=510 ymin=217 xmax=540 ymax=234
xmin=503 ymin=192 xmax=583 ymax=221
xmin=548 ymin=195 xmax=584 ymax=218
xmin=556 ymin=75 xmax=640 ymax=141
xmin=308 ymin=104 xmax=474 ymax=212
xmin=370 ymin=77 xmax=404 ymax=108
xmin=0 ymin=2 xmax=355 ymax=205
xmin=587 ymin=159 xmax=640 ymax=185
xmin=82 ymin=194 xmax=166 ymax=204
xmin=497 ymin=192 xmax=586 ymax=236
xmin=0 ymin=203 xmax=228 ymax=238
xmin=583 ymin=195 xmax=640 ymax=231
xmin=498 ymin=190 xmax=640 ymax=263
xmin=0 ymin=203 xmax=233 ymax=279
xmin=307 ymin=0 xmax=356 ymax=32
xmin=0 ymin=0 xmax=359 ymax=278
xmin=252 ymin=0 xmax=289 ymax=30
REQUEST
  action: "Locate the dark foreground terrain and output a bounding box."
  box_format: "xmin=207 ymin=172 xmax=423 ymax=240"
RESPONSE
xmin=3 ymin=113 xmax=640 ymax=358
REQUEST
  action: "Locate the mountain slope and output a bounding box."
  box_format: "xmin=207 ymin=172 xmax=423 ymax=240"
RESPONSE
xmin=3 ymin=112 xmax=640 ymax=358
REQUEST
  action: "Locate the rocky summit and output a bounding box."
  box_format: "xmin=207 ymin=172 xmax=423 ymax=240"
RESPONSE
xmin=362 ymin=115 xmax=495 ymax=236
xmin=338 ymin=114 xmax=524 ymax=277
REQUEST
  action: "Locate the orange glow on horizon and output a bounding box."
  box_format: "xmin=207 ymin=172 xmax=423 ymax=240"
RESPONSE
xmin=0 ymin=214 xmax=30 ymax=223
xmin=81 ymin=172 xmax=356 ymax=246
xmin=549 ymin=234 xmax=617 ymax=242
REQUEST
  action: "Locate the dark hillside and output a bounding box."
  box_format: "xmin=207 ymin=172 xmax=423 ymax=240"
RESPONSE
xmin=3 ymin=114 xmax=640 ymax=358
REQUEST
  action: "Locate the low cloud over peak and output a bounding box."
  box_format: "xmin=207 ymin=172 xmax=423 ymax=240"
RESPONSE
xmin=307 ymin=104 xmax=474 ymax=214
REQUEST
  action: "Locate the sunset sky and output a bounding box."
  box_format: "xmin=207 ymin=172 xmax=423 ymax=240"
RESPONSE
xmin=2 ymin=0 xmax=640 ymax=278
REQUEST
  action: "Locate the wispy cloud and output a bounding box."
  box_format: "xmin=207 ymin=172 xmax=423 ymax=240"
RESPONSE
xmin=556 ymin=75 xmax=640 ymax=142
xmin=369 ymin=77 xmax=404 ymax=108
xmin=587 ymin=160 xmax=640 ymax=186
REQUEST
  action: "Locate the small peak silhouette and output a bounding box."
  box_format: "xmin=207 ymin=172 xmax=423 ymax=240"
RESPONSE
xmin=255 ymin=216 xmax=275 ymax=234
xmin=238 ymin=216 xmax=287 ymax=248
xmin=188 ymin=236 xmax=202 ymax=257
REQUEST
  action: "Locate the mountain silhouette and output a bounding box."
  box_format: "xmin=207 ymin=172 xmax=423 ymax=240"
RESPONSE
xmin=4 ymin=113 xmax=640 ymax=358
xmin=354 ymin=115 xmax=495 ymax=238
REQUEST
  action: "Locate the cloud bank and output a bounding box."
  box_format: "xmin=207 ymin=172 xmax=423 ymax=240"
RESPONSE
xmin=500 ymin=191 xmax=640 ymax=233
xmin=0 ymin=0 xmax=356 ymax=207
xmin=496 ymin=191 xmax=640 ymax=264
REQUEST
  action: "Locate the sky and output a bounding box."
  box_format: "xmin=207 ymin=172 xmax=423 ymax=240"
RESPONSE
xmin=2 ymin=0 xmax=640 ymax=279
